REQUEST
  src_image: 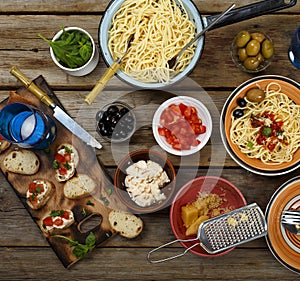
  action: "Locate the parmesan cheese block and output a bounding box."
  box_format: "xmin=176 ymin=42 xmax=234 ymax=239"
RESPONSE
xmin=63 ymin=174 xmax=96 ymax=199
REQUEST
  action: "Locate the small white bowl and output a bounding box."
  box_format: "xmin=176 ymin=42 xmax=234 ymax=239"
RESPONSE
xmin=152 ymin=96 xmax=212 ymax=156
xmin=50 ymin=27 xmax=99 ymax=76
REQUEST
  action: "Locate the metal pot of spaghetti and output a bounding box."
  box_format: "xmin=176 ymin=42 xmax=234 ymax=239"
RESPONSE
xmin=98 ymin=0 xmax=296 ymax=89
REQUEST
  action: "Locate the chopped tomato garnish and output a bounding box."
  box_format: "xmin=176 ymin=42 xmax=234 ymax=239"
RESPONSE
xmin=59 ymin=167 xmax=68 ymax=175
xmin=55 ymin=153 xmax=66 ymax=163
xmin=64 ymin=153 xmax=72 ymax=162
xmin=43 ymin=216 xmax=53 ymax=227
xmin=60 ymin=211 xmax=70 ymax=220
xmin=53 ymin=217 xmax=64 ymax=226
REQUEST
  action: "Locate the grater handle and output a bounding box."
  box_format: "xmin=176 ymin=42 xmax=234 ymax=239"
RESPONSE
xmin=147 ymin=237 xmax=198 ymax=263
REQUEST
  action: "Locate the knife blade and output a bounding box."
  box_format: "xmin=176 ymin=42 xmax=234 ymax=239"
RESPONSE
xmin=10 ymin=66 xmax=102 ymax=149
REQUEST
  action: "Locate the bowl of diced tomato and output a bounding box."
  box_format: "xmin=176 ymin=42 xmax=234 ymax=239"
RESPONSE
xmin=152 ymin=96 xmax=212 ymax=156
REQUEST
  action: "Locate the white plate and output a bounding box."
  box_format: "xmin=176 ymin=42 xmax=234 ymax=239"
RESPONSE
xmin=152 ymin=96 xmax=212 ymax=156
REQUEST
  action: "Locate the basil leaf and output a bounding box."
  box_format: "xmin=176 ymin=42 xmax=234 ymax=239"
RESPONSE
xmin=85 ymin=232 xmax=96 ymax=248
xmin=262 ymin=126 xmax=272 ymax=137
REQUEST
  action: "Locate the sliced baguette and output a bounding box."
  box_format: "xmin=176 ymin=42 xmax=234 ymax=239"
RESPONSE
xmin=26 ymin=179 xmax=54 ymax=210
xmin=64 ymin=174 xmax=96 ymax=199
xmin=54 ymin=143 xmax=79 ymax=182
xmin=108 ymin=210 xmax=143 ymax=239
xmin=3 ymin=149 xmax=40 ymax=175
xmin=0 ymin=139 xmax=11 ymax=154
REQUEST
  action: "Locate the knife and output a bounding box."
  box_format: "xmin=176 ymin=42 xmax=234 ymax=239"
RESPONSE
xmin=10 ymin=66 xmax=102 ymax=149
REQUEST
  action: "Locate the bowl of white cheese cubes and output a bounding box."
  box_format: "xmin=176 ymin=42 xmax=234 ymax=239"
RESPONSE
xmin=114 ymin=149 xmax=176 ymax=214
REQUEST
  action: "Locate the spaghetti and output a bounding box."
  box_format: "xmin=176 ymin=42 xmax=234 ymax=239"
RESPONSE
xmin=108 ymin=0 xmax=196 ymax=83
xmin=230 ymin=82 xmax=300 ymax=165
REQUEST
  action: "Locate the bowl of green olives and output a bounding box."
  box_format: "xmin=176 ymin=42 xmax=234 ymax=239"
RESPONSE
xmin=231 ymin=30 xmax=274 ymax=73
xmin=96 ymin=101 xmax=136 ymax=143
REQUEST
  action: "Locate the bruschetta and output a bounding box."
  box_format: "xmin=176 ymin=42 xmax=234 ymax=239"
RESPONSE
xmin=53 ymin=143 xmax=79 ymax=182
xmin=41 ymin=209 xmax=75 ymax=233
xmin=26 ymin=179 xmax=54 ymax=210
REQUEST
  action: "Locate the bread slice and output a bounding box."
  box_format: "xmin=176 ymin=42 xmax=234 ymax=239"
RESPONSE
xmin=53 ymin=143 xmax=79 ymax=182
xmin=3 ymin=149 xmax=40 ymax=175
xmin=108 ymin=210 xmax=143 ymax=238
xmin=26 ymin=179 xmax=54 ymax=210
xmin=0 ymin=138 xmax=11 ymax=154
xmin=64 ymin=174 xmax=96 ymax=199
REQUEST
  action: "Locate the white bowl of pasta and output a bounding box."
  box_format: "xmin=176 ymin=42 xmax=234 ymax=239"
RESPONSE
xmin=98 ymin=0 xmax=205 ymax=88
xmin=220 ymin=75 xmax=300 ymax=176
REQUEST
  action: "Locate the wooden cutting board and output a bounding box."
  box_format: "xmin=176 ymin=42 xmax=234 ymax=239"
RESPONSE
xmin=0 ymin=76 xmax=120 ymax=268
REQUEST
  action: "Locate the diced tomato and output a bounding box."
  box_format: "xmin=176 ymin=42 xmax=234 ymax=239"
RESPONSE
xmin=158 ymin=128 xmax=166 ymax=136
xmin=172 ymin=143 xmax=182 ymax=150
xmin=0 ymin=135 xmax=4 ymax=140
xmin=55 ymin=153 xmax=66 ymax=163
xmin=43 ymin=216 xmax=53 ymax=227
xmin=53 ymin=217 xmax=64 ymax=226
xmin=60 ymin=211 xmax=70 ymax=220
xmin=179 ymin=103 xmax=187 ymax=114
xmin=28 ymin=182 xmax=37 ymax=193
xmin=59 ymin=167 xmax=68 ymax=175
xmin=29 ymin=194 xmax=38 ymax=205
xmin=192 ymin=139 xmax=201 ymax=146
xmin=169 ymin=104 xmax=182 ymax=116
xmin=64 ymin=153 xmax=72 ymax=162
xmin=158 ymin=102 xmax=207 ymax=151
xmin=28 ymin=182 xmax=44 ymax=194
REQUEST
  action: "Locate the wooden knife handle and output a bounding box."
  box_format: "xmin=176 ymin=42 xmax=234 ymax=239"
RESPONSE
xmin=10 ymin=66 xmax=54 ymax=108
xmin=84 ymin=62 xmax=120 ymax=105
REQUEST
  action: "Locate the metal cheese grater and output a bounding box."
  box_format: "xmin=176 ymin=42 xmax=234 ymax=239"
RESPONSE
xmin=147 ymin=203 xmax=267 ymax=263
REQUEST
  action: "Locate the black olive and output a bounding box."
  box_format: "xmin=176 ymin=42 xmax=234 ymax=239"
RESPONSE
xmin=98 ymin=122 xmax=110 ymax=136
xmin=107 ymin=105 xmax=119 ymax=115
xmin=237 ymin=97 xmax=247 ymax=107
xmin=120 ymin=107 xmax=129 ymax=116
xmin=233 ymin=109 xmax=244 ymax=118
xmin=111 ymin=116 xmax=119 ymax=126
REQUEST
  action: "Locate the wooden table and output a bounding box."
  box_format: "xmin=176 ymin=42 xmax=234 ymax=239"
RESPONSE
xmin=0 ymin=0 xmax=300 ymax=280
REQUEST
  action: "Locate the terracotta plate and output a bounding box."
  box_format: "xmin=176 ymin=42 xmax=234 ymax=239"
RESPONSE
xmin=170 ymin=176 xmax=247 ymax=257
xmin=220 ymin=75 xmax=300 ymax=176
xmin=265 ymin=176 xmax=300 ymax=274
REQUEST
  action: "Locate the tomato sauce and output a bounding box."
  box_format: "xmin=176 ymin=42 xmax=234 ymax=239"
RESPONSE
xmin=250 ymin=111 xmax=286 ymax=152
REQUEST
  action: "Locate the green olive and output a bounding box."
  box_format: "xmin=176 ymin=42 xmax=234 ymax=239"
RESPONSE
xmin=256 ymin=52 xmax=265 ymax=63
xmin=235 ymin=31 xmax=251 ymax=48
xmin=262 ymin=39 xmax=274 ymax=59
xmin=246 ymin=88 xmax=266 ymax=102
xmin=246 ymin=39 xmax=261 ymax=56
xmin=251 ymin=32 xmax=266 ymax=43
xmin=238 ymin=48 xmax=248 ymax=62
xmin=243 ymin=57 xmax=260 ymax=70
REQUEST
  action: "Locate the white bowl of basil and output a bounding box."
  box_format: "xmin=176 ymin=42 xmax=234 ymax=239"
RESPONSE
xmin=39 ymin=26 xmax=99 ymax=76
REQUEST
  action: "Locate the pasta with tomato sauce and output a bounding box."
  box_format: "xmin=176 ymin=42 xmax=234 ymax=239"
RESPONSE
xmin=230 ymin=82 xmax=300 ymax=165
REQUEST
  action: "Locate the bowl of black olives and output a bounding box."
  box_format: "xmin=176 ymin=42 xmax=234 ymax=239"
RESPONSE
xmin=231 ymin=30 xmax=274 ymax=73
xmin=96 ymin=101 xmax=136 ymax=143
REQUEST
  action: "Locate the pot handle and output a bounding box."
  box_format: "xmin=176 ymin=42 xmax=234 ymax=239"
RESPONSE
xmin=205 ymin=0 xmax=297 ymax=29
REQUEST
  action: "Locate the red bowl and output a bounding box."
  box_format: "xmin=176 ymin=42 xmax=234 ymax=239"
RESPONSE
xmin=170 ymin=176 xmax=247 ymax=257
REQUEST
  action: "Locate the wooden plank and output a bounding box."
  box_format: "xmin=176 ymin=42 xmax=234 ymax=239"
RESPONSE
xmin=0 ymin=0 xmax=299 ymax=14
xmin=0 ymin=14 xmax=299 ymax=89
xmin=0 ymin=247 xmax=297 ymax=280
